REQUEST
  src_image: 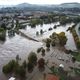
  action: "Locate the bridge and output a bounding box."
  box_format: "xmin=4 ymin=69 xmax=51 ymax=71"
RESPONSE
xmin=15 ymin=30 xmax=39 ymax=42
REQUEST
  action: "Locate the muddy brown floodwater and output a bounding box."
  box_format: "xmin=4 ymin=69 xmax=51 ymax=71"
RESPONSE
xmin=0 ymin=22 xmax=77 ymax=80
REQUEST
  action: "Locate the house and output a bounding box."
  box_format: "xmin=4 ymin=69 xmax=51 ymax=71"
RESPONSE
xmin=44 ymin=73 xmax=59 ymax=80
xmin=59 ymin=64 xmax=64 ymax=68
xmin=9 ymin=77 xmax=15 ymax=80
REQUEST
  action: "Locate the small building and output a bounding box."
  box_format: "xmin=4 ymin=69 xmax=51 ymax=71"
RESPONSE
xmin=44 ymin=73 xmax=59 ymax=80
xmin=59 ymin=64 xmax=64 ymax=68
xmin=9 ymin=77 xmax=15 ymax=80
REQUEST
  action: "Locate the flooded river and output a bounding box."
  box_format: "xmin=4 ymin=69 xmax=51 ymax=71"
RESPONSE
xmin=21 ymin=22 xmax=77 ymax=50
xmin=0 ymin=33 xmax=42 ymax=80
xmin=0 ymin=22 xmax=77 ymax=80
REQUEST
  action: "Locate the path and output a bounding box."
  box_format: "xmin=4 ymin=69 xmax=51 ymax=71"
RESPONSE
xmin=15 ymin=30 xmax=39 ymax=42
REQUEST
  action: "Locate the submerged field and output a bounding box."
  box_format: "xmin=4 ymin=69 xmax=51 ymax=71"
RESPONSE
xmin=0 ymin=21 xmax=80 ymax=80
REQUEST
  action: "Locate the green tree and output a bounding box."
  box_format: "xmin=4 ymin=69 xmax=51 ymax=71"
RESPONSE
xmin=28 ymin=52 xmax=37 ymax=65
xmin=1 ymin=23 xmax=6 ymax=30
xmin=11 ymin=19 xmax=14 ymax=28
xmin=40 ymin=29 xmax=43 ymax=35
xmin=41 ymin=48 xmax=45 ymax=56
xmin=37 ymin=47 xmax=43 ymax=53
xmin=27 ymin=62 xmax=34 ymax=72
xmin=15 ymin=66 xmax=26 ymax=80
xmin=16 ymin=55 xmax=21 ymax=62
xmin=46 ymin=43 xmax=50 ymax=48
xmin=38 ymin=58 xmax=45 ymax=71
xmin=2 ymin=60 xmax=17 ymax=74
xmin=36 ymin=31 xmax=39 ymax=36
xmin=22 ymin=60 xmax=27 ymax=69
xmin=51 ymin=40 xmax=55 ymax=47
xmin=0 ymin=28 xmax=6 ymax=41
xmin=58 ymin=32 xmax=67 ymax=46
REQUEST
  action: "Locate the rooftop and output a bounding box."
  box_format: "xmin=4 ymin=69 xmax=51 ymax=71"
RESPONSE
xmin=46 ymin=74 xmax=59 ymax=80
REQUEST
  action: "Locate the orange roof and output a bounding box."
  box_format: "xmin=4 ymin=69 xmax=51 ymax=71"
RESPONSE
xmin=46 ymin=74 xmax=59 ymax=80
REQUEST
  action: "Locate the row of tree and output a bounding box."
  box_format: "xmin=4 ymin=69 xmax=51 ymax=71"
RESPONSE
xmin=0 ymin=23 xmax=7 ymax=41
xmin=2 ymin=52 xmax=45 ymax=80
xmin=44 ymin=32 xmax=67 ymax=50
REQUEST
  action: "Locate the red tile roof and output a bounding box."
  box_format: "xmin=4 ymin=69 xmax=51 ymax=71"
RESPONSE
xmin=46 ymin=74 xmax=59 ymax=80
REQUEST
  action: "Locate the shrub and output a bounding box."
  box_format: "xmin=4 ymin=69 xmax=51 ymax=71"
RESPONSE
xmin=40 ymin=29 xmax=43 ymax=35
xmin=37 ymin=47 xmax=43 ymax=53
xmin=16 ymin=55 xmax=21 ymax=62
xmin=72 ymin=57 xmax=76 ymax=63
xmin=46 ymin=42 xmax=50 ymax=48
xmin=46 ymin=38 xmax=51 ymax=44
xmin=36 ymin=31 xmax=39 ymax=36
xmin=41 ymin=48 xmax=45 ymax=56
xmin=53 ymin=25 xmax=57 ymax=29
xmin=51 ymin=40 xmax=55 ymax=47
xmin=48 ymin=27 xmax=53 ymax=31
